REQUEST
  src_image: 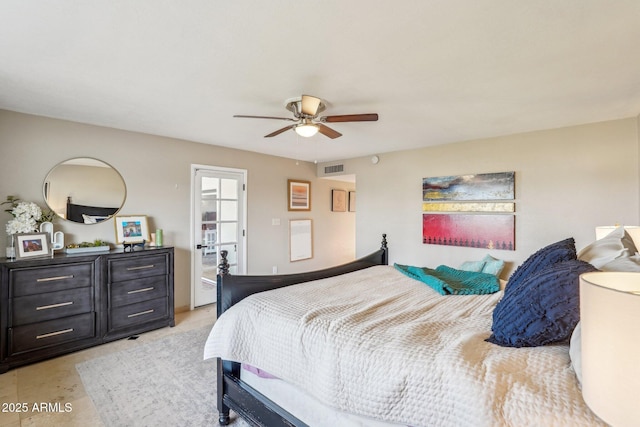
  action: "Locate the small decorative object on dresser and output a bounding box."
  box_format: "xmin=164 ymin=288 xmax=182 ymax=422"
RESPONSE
xmin=5 ymin=235 xmax=15 ymax=259
xmin=114 ymin=215 xmax=150 ymax=244
xmin=155 ymin=228 xmax=163 ymax=246
xmin=3 ymin=195 xmax=56 ymax=259
xmin=15 ymin=232 xmax=51 ymax=260
xmin=65 ymin=239 xmax=110 ymax=254
xmin=0 ymin=246 xmax=174 ymax=373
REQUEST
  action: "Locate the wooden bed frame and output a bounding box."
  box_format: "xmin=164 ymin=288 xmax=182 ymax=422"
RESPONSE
xmin=215 ymin=234 xmax=388 ymax=426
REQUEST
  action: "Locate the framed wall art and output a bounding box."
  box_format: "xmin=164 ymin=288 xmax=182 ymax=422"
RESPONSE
xmin=15 ymin=232 xmax=51 ymax=259
xmin=422 ymin=213 xmax=515 ymax=250
xmin=422 ymin=171 xmax=515 ymax=202
xmin=331 ymin=189 xmax=347 ymax=212
xmin=114 ymin=215 xmax=150 ymax=244
xmin=288 ymin=179 xmax=311 ymax=211
xmin=289 ymin=219 xmax=313 ymax=261
xmin=349 ymin=191 xmax=356 ymax=212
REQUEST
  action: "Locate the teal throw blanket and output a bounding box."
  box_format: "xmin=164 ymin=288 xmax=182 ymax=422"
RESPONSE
xmin=394 ymin=263 xmax=500 ymax=295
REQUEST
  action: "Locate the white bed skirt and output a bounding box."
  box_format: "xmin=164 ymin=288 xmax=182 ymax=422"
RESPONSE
xmin=241 ymin=368 xmax=409 ymax=427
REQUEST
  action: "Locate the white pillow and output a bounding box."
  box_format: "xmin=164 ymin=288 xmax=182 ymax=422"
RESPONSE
xmin=82 ymin=214 xmax=109 ymax=224
xmin=601 ymin=253 xmax=640 ymax=272
xmin=577 ymin=226 xmax=637 ymax=268
xmin=569 ymin=322 xmax=582 ymax=386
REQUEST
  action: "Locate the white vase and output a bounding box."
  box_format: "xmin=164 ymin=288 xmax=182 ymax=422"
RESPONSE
xmin=52 ymin=231 xmax=65 ymax=250
xmin=6 ymin=235 xmax=15 ymax=260
xmin=39 ymin=222 xmax=54 ymax=244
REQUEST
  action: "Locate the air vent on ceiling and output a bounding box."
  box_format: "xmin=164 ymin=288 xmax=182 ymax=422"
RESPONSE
xmin=324 ymin=164 xmax=344 ymax=174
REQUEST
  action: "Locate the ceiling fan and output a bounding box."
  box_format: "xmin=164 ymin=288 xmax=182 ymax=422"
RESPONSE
xmin=233 ymin=95 xmax=378 ymax=139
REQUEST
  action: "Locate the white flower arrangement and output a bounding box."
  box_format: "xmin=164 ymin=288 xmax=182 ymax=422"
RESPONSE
xmin=3 ymin=195 xmax=55 ymax=235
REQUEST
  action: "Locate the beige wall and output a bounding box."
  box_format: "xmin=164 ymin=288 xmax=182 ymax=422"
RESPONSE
xmin=0 ymin=110 xmax=355 ymax=312
xmin=4 ymin=109 xmax=638 ymax=307
xmin=322 ymin=117 xmax=640 ymax=279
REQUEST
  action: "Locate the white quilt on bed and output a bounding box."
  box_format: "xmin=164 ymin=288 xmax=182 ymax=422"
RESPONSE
xmin=204 ymin=266 xmax=604 ymax=427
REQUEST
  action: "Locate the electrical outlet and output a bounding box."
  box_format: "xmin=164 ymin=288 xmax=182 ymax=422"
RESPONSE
xmin=272 ymin=266 xmax=278 ymax=274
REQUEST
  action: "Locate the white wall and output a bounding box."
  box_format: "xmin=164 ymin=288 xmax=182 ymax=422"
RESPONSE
xmin=323 ymin=117 xmax=640 ymax=278
xmin=0 ymin=110 xmax=356 ymax=312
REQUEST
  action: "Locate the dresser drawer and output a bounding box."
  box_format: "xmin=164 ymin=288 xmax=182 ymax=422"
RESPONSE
xmin=110 ymin=276 xmax=168 ymax=308
xmin=108 ymin=254 xmax=167 ymax=282
xmin=110 ymin=297 xmax=168 ymax=330
xmin=12 ymin=288 xmax=93 ymax=326
xmin=9 ymin=313 xmax=95 ymax=355
xmin=11 ymin=263 xmax=94 ymax=297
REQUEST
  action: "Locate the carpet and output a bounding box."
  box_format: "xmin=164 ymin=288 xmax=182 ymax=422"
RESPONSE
xmin=76 ymin=325 xmax=250 ymax=427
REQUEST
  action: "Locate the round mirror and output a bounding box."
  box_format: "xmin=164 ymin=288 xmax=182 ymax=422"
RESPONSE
xmin=43 ymin=158 xmax=126 ymax=224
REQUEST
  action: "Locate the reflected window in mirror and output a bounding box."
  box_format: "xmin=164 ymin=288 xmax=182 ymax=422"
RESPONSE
xmin=43 ymin=158 xmax=126 ymax=224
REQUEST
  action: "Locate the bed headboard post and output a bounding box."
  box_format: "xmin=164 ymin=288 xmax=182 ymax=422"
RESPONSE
xmin=381 ymin=233 xmax=388 ymax=265
xmin=218 ymin=249 xmax=230 ymax=276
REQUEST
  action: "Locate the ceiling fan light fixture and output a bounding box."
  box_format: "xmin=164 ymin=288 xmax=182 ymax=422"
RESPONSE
xmin=294 ymin=122 xmax=319 ymax=137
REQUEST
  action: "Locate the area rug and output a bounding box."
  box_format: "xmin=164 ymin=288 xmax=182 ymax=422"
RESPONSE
xmin=76 ymin=325 xmax=249 ymax=427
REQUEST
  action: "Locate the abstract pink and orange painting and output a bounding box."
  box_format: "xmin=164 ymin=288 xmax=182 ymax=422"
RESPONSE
xmin=422 ymin=213 xmax=515 ymax=250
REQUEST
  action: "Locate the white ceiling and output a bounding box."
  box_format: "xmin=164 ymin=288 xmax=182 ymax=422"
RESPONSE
xmin=2 ymin=1 xmax=640 ymax=163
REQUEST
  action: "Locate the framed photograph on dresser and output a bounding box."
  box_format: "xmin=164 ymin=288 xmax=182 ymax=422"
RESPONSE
xmin=114 ymin=215 xmax=150 ymax=244
xmin=15 ymin=232 xmax=51 ymax=259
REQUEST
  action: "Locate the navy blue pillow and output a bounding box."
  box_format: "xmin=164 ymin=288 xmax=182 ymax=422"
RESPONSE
xmin=504 ymin=238 xmax=577 ymax=296
xmin=486 ymin=259 xmax=598 ymax=348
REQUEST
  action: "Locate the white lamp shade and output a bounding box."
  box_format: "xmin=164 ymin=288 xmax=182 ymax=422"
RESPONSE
xmin=580 ymin=272 xmax=640 ymax=426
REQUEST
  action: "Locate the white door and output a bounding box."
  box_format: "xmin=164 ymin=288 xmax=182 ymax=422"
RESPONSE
xmin=191 ymin=165 xmax=246 ymax=308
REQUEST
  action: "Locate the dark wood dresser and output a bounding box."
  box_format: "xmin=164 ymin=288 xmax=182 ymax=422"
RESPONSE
xmin=0 ymin=247 xmax=174 ymax=373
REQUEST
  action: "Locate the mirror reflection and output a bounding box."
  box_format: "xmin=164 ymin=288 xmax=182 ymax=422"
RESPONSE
xmin=43 ymin=158 xmax=126 ymax=224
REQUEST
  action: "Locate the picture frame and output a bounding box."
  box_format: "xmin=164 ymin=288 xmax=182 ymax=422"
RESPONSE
xmin=114 ymin=215 xmax=150 ymax=244
xmin=348 ymin=191 xmax=356 ymax=212
xmin=288 ymin=179 xmax=311 ymax=211
xmin=15 ymin=232 xmax=51 ymax=260
xmin=422 ymin=213 xmax=515 ymax=251
xmin=331 ymin=189 xmax=347 ymax=212
xmin=289 ymin=219 xmax=313 ymax=262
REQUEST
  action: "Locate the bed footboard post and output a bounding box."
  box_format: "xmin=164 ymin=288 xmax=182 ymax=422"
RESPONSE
xmin=217 ymin=358 xmax=231 ymax=425
xmin=218 ymin=250 xmax=230 ymax=276
xmin=216 ymin=250 xmax=231 ymax=425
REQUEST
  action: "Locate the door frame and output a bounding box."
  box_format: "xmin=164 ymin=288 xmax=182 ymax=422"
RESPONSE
xmin=190 ymin=164 xmax=248 ymax=310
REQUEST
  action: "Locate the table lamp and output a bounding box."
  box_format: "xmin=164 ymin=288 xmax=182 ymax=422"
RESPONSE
xmin=579 ymin=271 xmax=640 ymax=426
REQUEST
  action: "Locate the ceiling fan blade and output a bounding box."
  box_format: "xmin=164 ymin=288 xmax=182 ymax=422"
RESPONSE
xmin=317 ymin=124 xmax=342 ymax=139
xmin=321 ymin=113 xmax=379 ymax=123
xmin=265 ymin=125 xmax=295 ymax=138
xmin=301 ymin=95 xmax=322 ymax=116
xmin=234 ymin=115 xmax=296 ymax=122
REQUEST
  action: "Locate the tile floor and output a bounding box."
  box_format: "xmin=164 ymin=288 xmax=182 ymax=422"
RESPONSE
xmin=0 ymin=305 xmax=217 ymax=427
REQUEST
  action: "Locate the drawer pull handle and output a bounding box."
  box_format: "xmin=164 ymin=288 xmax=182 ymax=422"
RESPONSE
xmin=126 ymin=264 xmax=155 ymax=271
xmin=36 ymin=328 xmax=74 ymax=339
xmin=36 ymin=275 xmax=74 ymax=282
xmin=36 ymin=301 xmax=73 ymax=311
xmin=128 ymin=309 xmax=154 ymax=318
xmin=127 ymin=287 xmax=155 ymax=294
